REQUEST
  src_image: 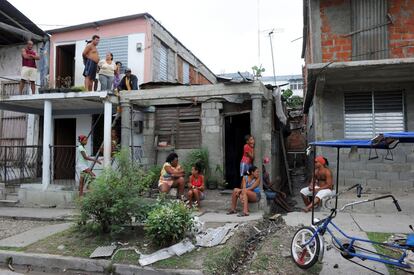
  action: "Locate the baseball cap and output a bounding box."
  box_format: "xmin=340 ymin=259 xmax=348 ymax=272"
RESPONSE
xmin=125 ymin=68 xmax=131 ymax=73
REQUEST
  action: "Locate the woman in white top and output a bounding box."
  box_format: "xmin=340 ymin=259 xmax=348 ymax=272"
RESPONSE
xmin=98 ymin=52 xmax=116 ymax=90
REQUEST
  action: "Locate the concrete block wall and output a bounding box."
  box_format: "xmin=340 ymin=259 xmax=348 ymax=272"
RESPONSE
xmin=316 ymin=89 xmax=414 ymax=192
xmin=201 ymin=102 xmax=224 ymax=180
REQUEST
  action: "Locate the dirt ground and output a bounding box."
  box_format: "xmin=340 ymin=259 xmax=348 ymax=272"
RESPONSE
xmin=241 ymin=223 xmax=322 ymax=275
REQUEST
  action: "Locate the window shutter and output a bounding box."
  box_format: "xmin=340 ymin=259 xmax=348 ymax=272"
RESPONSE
xmin=344 ymin=91 xmax=404 ymax=138
xmin=344 ymin=92 xmax=373 ymax=138
xmin=159 ymin=44 xmax=168 ymax=81
xmin=373 ymin=91 xmax=404 ymax=133
xmin=183 ymin=61 xmax=190 ymax=84
xmin=155 ymin=105 xmax=201 ymax=149
xmin=96 ymin=36 xmax=128 ymax=71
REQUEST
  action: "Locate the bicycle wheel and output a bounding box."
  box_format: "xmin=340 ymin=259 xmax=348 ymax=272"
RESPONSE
xmin=291 ymin=226 xmax=321 ymax=269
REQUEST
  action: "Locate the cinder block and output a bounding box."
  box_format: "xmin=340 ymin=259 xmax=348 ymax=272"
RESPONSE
xmin=205 ymin=126 xmax=219 ymax=133
xmin=389 ymin=163 xmax=411 ymax=173
xmin=399 ymin=171 xmax=414 ymax=181
xmin=367 ymin=179 xmax=391 ymax=190
xmin=202 ymin=117 xmax=217 ymax=126
xmin=343 ymin=178 xmax=366 ymax=186
xmin=376 ymin=171 xmax=399 ymax=181
xmin=392 ymin=180 xmax=414 ymax=192
xmin=354 ymin=170 xmax=376 ymax=179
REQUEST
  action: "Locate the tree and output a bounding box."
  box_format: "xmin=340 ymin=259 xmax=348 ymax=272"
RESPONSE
xmin=282 ymin=89 xmax=303 ymax=108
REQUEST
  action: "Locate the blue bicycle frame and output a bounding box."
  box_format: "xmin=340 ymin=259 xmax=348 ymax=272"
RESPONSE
xmin=303 ymin=209 xmax=411 ymax=269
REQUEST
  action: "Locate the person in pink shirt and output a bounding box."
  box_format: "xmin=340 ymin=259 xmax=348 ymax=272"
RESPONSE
xmin=240 ymin=134 xmax=255 ymax=177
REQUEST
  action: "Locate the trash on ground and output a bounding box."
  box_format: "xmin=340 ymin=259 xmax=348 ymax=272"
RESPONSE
xmin=139 ymin=239 xmax=195 ymax=266
xmin=196 ymin=223 xmax=238 ymax=247
xmin=89 ymin=245 xmax=117 ymax=258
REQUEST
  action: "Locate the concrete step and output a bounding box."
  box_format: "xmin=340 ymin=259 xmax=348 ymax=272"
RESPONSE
xmin=0 ymin=199 xmax=19 ymax=206
xmin=6 ymin=193 xmax=18 ymax=200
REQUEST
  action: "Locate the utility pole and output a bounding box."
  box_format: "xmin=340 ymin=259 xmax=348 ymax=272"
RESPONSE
xmin=257 ymin=0 xmax=261 ymax=65
xmin=268 ymin=30 xmax=277 ymax=86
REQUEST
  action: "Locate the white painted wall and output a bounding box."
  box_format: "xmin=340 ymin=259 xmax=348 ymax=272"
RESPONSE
xmin=70 ymin=33 xmax=146 ymax=88
xmin=127 ymin=33 xmax=146 ymax=86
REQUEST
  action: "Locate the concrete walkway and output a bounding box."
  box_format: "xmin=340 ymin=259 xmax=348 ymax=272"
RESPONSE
xmin=0 ymin=207 xmax=76 ymax=221
xmin=0 ymin=222 xmax=72 ymax=247
xmin=283 ymin=210 xmax=414 ymax=275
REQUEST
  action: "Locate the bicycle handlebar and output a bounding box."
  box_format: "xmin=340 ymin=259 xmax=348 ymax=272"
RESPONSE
xmin=339 ymin=194 xmax=402 ymax=212
xmin=324 ymin=183 xmax=361 ymax=209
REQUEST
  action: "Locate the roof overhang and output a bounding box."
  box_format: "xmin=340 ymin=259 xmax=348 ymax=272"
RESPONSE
xmin=122 ymin=82 xmax=272 ymax=106
xmin=0 ymin=0 xmax=48 ymax=45
xmin=0 ymin=92 xmax=118 ymax=115
xmin=303 ymin=58 xmax=414 ymax=113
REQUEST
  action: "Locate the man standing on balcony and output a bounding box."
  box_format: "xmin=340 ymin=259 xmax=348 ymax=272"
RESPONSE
xmin=82 ymin=35 xmax=100 ymax=91
xmin=19 ymin=40 xmax=40 ymax=94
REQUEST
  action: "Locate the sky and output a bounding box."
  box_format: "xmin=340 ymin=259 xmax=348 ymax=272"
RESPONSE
xmin=8 ymin=0 xmax=304 ymax=76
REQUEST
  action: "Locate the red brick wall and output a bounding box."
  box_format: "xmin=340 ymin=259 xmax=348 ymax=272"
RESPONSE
xmin=319 ymin=0 xmax=414 ymax=62
xmin=320 ymin=0 xmax=352 ymax=62
xmin=388 ymin=0 xmax=414 ymax=58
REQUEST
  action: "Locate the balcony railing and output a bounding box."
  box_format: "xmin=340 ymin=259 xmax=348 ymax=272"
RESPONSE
xmin=0 ymin=145 xmax=42 ymax=185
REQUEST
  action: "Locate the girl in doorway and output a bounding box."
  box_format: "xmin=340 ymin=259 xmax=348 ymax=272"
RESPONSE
xmin=77 ymin=135 xmax=101 ymax=196
xmin=240 ymin=134 xmax=255 ymax=177
xmin=187 ymin=162 xmax=205 ymax=209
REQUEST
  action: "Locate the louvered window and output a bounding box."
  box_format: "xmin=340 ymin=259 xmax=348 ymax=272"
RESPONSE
xmin=159 ymin=43 xmax=168 ymax=81
xmin=344 ymin=91 xmax=404 ymax=138
xmin=155 ymin=105 xmax=201 ymax=149
xmin=96 ymin=36 xmax=128 ymax=72
xmin=183 ymin=61 xmax=190 ymax=84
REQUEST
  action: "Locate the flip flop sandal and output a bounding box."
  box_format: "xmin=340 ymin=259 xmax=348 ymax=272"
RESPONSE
xmin=226 ymin=210 xmax=237 ymax=215
xmin=237 ymin=212 xmax=249 ymax=217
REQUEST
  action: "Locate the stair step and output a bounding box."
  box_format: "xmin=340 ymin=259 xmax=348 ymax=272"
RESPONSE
xmin=0 ymin=199 xmax=19 ymax=204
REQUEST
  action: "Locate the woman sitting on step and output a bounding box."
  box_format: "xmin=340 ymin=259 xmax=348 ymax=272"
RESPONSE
xmin=227 ymin=165 xmax=261 ymax=216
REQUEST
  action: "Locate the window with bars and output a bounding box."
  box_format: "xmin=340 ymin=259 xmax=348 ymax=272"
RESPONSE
xmin=344 ymin=91 xmax=405 ymax=139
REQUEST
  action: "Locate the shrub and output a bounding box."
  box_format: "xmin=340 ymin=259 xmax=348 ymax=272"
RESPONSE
xmin=145 ymin=200 xmax=194 ymax=246
xmin=77 ymin=150 xmax=154 ymax=234
xmin=182 ymin=148 xmax=209 ymax=176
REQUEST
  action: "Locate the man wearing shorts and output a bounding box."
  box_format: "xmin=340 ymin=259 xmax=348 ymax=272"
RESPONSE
xmin=82 ymin=35 xmax=100 ymax=91
xmin=301 ymin=156 xmax=334 ymax=212
xmin=19 ymin=40 xmax=40 ymax=94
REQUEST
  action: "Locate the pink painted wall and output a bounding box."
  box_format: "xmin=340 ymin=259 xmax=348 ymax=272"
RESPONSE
xmin=49 ymin=17 xmax=153 ymax=84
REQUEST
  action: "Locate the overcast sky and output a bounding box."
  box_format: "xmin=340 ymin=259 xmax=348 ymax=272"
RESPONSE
xmin=9 ymin=0 xmax=304 ymax=76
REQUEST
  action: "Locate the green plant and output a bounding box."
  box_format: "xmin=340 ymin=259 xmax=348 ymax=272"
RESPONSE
xmin=183 ymin=148 xmax=209 ymax=176
xmin=252 ymin=65 xmax=265 ymax=79
xmin=71 ymin=86 xmax=86 ymax=92
xmin=215 ymin=165 xmax=228 ymax=189
xmin=145 ymin=200 xmax=193 ymax=247
xmin=282 ymin=89 xmax=303 ymax=108
xmin=77 ymin=150 xmax=154 ymax=234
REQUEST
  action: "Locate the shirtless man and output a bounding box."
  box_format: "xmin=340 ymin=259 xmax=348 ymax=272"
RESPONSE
xmin=82 ymin=35 xmax=100 ymax=91
xmin=300 ymin=156 xmax=334 ymax=212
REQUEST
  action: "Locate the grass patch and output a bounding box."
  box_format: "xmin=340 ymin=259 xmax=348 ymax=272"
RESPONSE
xmin=112 ymin=250 xmax=140 ymax=265
xmin=203 ymin=246 xmax=235 ymax=274
xmin=152 ymin=249 xmax=198 ymax=269
xmin=0 ymin=246 xmax=25 ymax=252
xmin=366 ymin=232 xmax=405 ymax=275
xmin=24 ymin=226 xmax=151 ymax=258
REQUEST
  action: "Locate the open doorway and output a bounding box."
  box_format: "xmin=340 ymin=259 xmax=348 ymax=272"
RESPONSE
xmin=54 ymin=118 xmax=76 ymax=180
xmin=56 ymin=44 xmax=75 ymax=88
xmin=224 ymin=113 xmax=250 ymax=189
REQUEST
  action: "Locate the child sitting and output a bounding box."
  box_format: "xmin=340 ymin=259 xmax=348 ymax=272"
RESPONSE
xmin=187 ymin=162 xmax=205 ymax=209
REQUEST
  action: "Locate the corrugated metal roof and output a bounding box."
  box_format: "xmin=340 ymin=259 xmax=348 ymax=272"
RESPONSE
xmin=0 ymin=0 xmax=47 ymax=44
